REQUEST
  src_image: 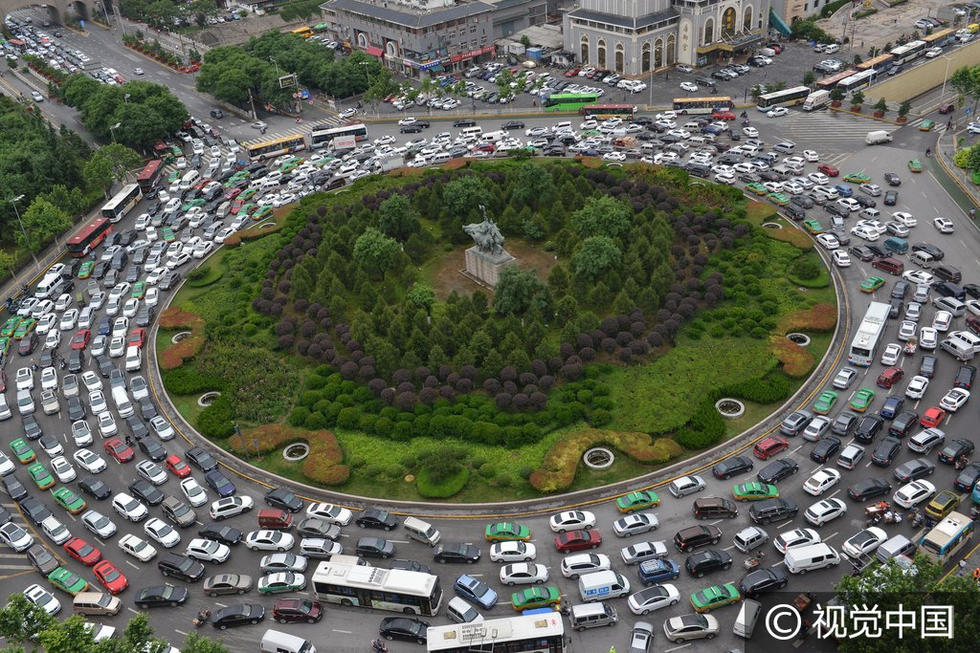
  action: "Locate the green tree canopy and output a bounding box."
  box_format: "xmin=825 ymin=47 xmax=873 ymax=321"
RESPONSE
xmin=571 ymin=235 xmax=622 ymax=280
xmin=406 ymin=282 xmax=436 ymax=313
xmin=493 ymin=265 xmax=551 ymax=316
xmin=353 ymin=227 xmax=401 ymax=277
xmin=377 ymin=193 xmax=420 ymax=241
xmin=569 ymin=195 xmax=633 ymax=239
xmin=84 ymin=144 xmax=143 ymax=193
xmin=18 ymin=197 xmax=71 ymax=255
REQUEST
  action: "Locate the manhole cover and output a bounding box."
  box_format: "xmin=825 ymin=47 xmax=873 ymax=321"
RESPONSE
xmin=198 ymin=391 xmax=221 ymax=408
xmin=283 ymin=442 xmax=310 ymax=462
xmin=583 ymin=447 xmax=614 ymax=470
xmin=787 ymin=333 xmax=811 ymax=347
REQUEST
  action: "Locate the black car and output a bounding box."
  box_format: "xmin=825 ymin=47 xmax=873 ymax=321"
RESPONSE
xmin=854 ymin=415 xmax=884 ymax=444
xmin=871 ymin=437 xmax=902 ymax=467
xmin=939 ymin=438 xmax=974 ymax=464
xmin=211 ymin=603 xmax=265 ymax=629
xmin=884 ymin=190 xmax=898 ymax=206
xmin=2 ymin=475 xmax=28 ymax=502
xmin=888 ymin=298 xmax=904 ymax=320
xmin=96 ymin=355 xmax=114 ymax=378
xmin=831 ymin=411 xmax=858 ymax=437
xmin=391 ymin=559 xmax=432 ymax=574
xmin=893 ymin=458 xmax=935 ymax=482
xmin=356 ymin=536 xmax=395 ymax=559
xmin=756 ymin=459 xmax=798 ymax=484
xmin=684 ymin=549 xmax=732 ymax=578
xmin=67 ymin=349 xmax=85 ymax=373
xmin=865 ymin=244 xmax=887 ymax=259
xmin=963 ymin=283 xmax=980 ymax=299
xmin=853 ymin=195 xmax=876 ymax=209
xmin=22 ymin=415 xmax=42 ymax=440
xmin=379 ymin=617 xmax=429 ymax=644
xmin=205 ymin=470 xmax=236 ymax=497
xmin=198 ymin=523 xmax=244 ymax=546
xmin=130 ymin=479 xmax=165 ymax=506
xmin=954 ymin=463 xmax=980 ymax=492
xmin=158 ymin=553 xmax=206 ymax=582
xmin=453 ymin=118 xmax=476 ymax=127
xmin=17 ymin=332 xmax=38 ymax=356
xmin=265 ymin=488 xmax=304 ymax=513
xmin=128 ymin=417 xmax=150 ymax=441
xmin=712 ymin=456 xmax=754 ymax=480
xmin=748 ymin=499 xmax=799 ymax=524
xmin=502 ymin=120 xmax=524 ymax=130
xmin=884 ymin=172 xmax=901 ymax=186
xmin=847 ymin=478 xmax=891 ymax=501
xmin=186 ymin=446 xmax=218 ymax=472
xmin=135 ymin=304 xmax=154 ymax=327
xmin=27 ymin=544 xmax=60 ymax=575
xmin=891 ymin=280 xmax=910 ymax=299
xmin=399 ymin=125 xmax=422 ymax=133
xmin=139 ymin=397 xmax=157 ymax=420
xmin=135 ymin=584 xmax=190 ymax=609
xmin=39 ymin=349 xmax=56 ymax=369
xmin=811 ymin=436 xmax=842 ymax=463
xmin=849 ymin=245 xmax=875 ymax=262
xmin=888 ymin=410 xmax=919 ymax=438
xmin=953 ymin=365 xmax=977 ymax=391
xmin=79 ymin=477 xmax=112 ymax=500
xmin=738 ymin=566 xmax=789 ymax=598
xmin=92 ymin=261 xmax=110 ymax=280
xmin=919 ymin=355 xmax=937 ymax=378
xmin=433 ymin=542 xmax=482 ymax=564
xmin=912 ymin=242 xmax=944 ymax=260
xmin=356 ymin=507 xmax=399 ymax=531
xmin=137 ymin=436 xmax=167 ymax=462
xmin=64 ymin=395 xmax=85 ymax=422
xmin=791 ymin=195 xmax=814 ymax=209
xmin=20 ymin=496 xmax=52 ymax=526
xmin=414 ymin=120 xmax=430 ymax=129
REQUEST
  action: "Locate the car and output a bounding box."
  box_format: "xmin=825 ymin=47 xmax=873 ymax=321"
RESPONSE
xmin=767 ymin=107 xmax=789 ymax=118
xmin=198 ymin=523 xmax=244 ymax=546
xmin=306 ymin=502 xmax=353 ymax=525
xmin=379 ymin=616 xmax=429 ymax=644
xmin=485 ymin=522 xmax=532 ymax=542
xmin=185 ymin=446 xmax=218 ymax=472
xmin=628 ymin=584 xmax=681 ymax=615
xmin=548 ymin=510 xmax=596 ymax=532
xmin=861 ymin=276 xmax=886 ymax=293
xmin=454 ymin=573 xmax=497 ymax=609
xmin=186 ymin=538 xmax=231 ymax=563
xmin=939 ymin=388 xmax=970 ymax=412
xmin=847 ymin=478 xmax=892 ymax=501
xmin=613 ymin=513 xmax=659 ymax=537
xmin=130 ymin=479 xmax=164 ymax=506
xmin=510 ymin=585 xmax=560 ymax=611
xmin=356 ymin=507 xmax=398 ymax=530
xmin=712 ymin=456 xmax=753 ymax=479
xmin=203 ymin=573 xmax=253 ymax=597
xmin=667 ymin=475 xmax=706 ymax=498
xmin=906 ymin=375 xmax=930 ymax=399
xmin=738 ymin=567 xmax=788 ymax=598
xmin=499 ymin=562 xmax=549 ymax=586
xmin=103 ymin=438 xmax=134 ymax=463
xmin=137 ymin=460 xmax=168 ymax=486
xmin=165 ymin=455 xmax=192 ymax=478
xmin=832 ymin=368 xmax=857 ymax=390
xmin=356 ymin=536 xmax=394 ymax=559
xmin=209 ymin=494 xmax=252 ymax=519
xmin=881 ymin=343 xmax=902 ymax=366
xmin=53 ymin=486 xmax=86 ymax=514
xmin=118 ymin=533 xmax=157 ymax=562
xmin=804 ymin=498 xmax=847 ymax=525
xmin=488 ymin=540 xmax=536 ymax=562
xmin=81 ymin=509 xmax=117 ymax=539
xmin=803 ymin=468 xmax=841 ymax=496
xmin=732 ymin=481 xmax=779 ymax=502
xmin=24 ymin=584 xmax=61 ymax=615
xmin=841 ymin=527 xmax=888 ymax=559
xmin=51 ymin=456 xmax=76 ymax=483
xmin=810 ymin=436 xmax=842 ymax=463
xmin=554 ymin=529 xmax=602 ymax=552
xmin=10 ymin=438 xmax=36 ymax=464
xmin=813 ymin=390 xmax=839 ymax=415
xmin=933 ymin=217 xmax=955 ymax=234
xmin=211 ymin=603 xmax=265 ymax=629
xmin=919 ymin=408 xmax=947 ymax=429
xmin=204 ymin=469 xmax=235 ymax=497
xmin=93 ymin=559 xmax=128 ymax=594
xmin=893 ymin=480 xmax=936 ymax=508
xmin=663 ymin=613 xmax=719 ymax=642
xmin=260 ymin=553 xmax=308 ymax=574
xmin=27 ymin=544 xmax=60 ymax=575
xmin=245 ymin=530 xmax=294 ymax=552
xmin=628 ymin=620 xmax=655 ymax=653
xmin=28 ymin=463 xmax=55 ymax=490
xmin=894 ymin=457 xmax=936 ymax=482
xmin=134 ymin=583 xmax=189 ymax=609
xmin=48 ymin=567 xmax=89 ymax=595
xmin=939 ymin=438 xmax=975 ymax=464
xmin=1 ymin=521 xmax=34 ymax=551
xmin=144 ymin=517 xmax=181 ymax=548
xmin=773 ymin=528 xmax=821 ymax=554
xmin=680 ymin=81 xmax=699 ymax=92
xmin=850 ymin=387 xmax=876 ymax=412
xmin=430 ymin=541 xmax=482 ymax=564
xmin=265 ymin=488 xmax=304 ymax=513
xmin=616 ymin=490 xmax=661 ymax=513
xmin=832 ymin=249 xmax=851 ymax=267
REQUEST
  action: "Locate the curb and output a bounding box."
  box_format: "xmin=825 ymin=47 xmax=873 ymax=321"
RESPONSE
xmin=934 ymin=131 xmax=980 ymax=209
xmin=827 ymin=105 xmax=904 ymax=125
xmin=147 ymin=200 xmax=851 ymax=517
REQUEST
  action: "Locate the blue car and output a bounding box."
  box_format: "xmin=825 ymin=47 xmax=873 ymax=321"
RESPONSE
xmin=205 ymin=469 xmax=236 ymax=497
xmin=96 ymin=317 xmax=112 ymax=336
xmin=879 ymin=395 xmax=905 ymax=420
xmin=637 ymin=558 xmax=681 ymax=585
xmin=834 ymin=184 xmax=853 ymax=197
xmin=454 ymin=574 xmax=497 ymax=610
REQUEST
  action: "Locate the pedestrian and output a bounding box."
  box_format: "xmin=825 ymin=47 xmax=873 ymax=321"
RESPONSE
xmin=960 ymin=560 xmax=968 ymax=574
xmin=974 ymin=567 xmax=980 ymax=581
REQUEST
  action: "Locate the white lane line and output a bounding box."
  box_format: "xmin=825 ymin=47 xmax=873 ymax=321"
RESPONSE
xmin=125 ymin=560 xmax=140 ymax=570
xmin=387 ymin=539 xmax=410 ymax=544
xmin=127 ymin=608 xmax=140 ymax=615
xmin=824 ymin=531 xmax=839 ymax=541
xmin=664 ymin=644 xmax=692 ymax=653
xmin=333 ymin=629 xmax=352 ymax=634
xmin=722 ymin=545 xmax=736 ymax=551
xmin=790 ymin=445 xmax=804 ymax=454
xmin=777 ymin=520 xmax=794 ymax=529
xmin=826 ymin=488 xmax=842 ymax=499
xmin=708 ymin=519 xmax=723 ymax=526
xmin=214 ymin=602 xmax=228 ymax=608
xmin=175 ymin=629 xmax=188 ymax=636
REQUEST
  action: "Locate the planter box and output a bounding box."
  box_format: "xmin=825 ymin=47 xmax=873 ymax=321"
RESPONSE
xmin=873 ymin=110 xmax=885 ymax=118
xmin=851 ymin=106 xmax=862 ymax=112
xmin=830 ymin=101 xmax=842 ymax=107
xmin=896 ymin=116 xmax=908 ymax=123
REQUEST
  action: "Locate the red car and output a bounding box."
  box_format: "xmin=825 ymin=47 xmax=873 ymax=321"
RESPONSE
xmin=165 ymin=455 xmax=192 ymax=478
xmin=229 ymin=198 xmax=246 ymax=214
xmin=104 ymin=438 xmax=134 ymax=463
xmin=127 ymin=328 xmax=146 ymax=348
xmin=93 ymin=559 xmax=129 ymax=594
xmin=224 ymin=187 xmax=243 ymax=201
xmin=565 ymin=67 xmax=580 ymax=78
xmin=474 ymin=142 xmax=495 ymax=153
xmin=753 ymin=435 xmax=788 ymax=460
xmin=817 ymin=164 xmax=839 ymax=177
xmin=273 ymin=598 xmax=323 ymax=624
xmin=64 ymin=537 xmax=102 ymax=566
xmin=920 ymin=406 xmax=947 ymax=428
xmin=70 ymin=329 xmax=91 ymax=350
xmin=193 ymin=178 xmax=211 ymax=191
xmin=712 ymin=111 xmax=736 ymax=121
xmin=554 ymin=529 xmax=602 ymax=553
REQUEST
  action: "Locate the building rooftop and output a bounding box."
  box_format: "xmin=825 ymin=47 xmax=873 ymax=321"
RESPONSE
xmin=567 ymin=6 xmax=679 ymax=30
xmin=320 ymin=0 xmax=495 ymax=28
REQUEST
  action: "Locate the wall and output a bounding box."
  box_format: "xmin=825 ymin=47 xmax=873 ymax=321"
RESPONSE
xmin=867 ymin=39 xmax=980 ymax=103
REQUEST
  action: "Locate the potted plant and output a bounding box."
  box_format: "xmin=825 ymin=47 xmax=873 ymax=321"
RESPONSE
xmin=850 ymin=90 xmax=865 ymax=112
xmin=873 ymin=97 xmax=888 ymax=118
xmin=897 ymin=99 xmax=911 ymax=123
xmin=829 ymin=87 xmax=845 ymax=108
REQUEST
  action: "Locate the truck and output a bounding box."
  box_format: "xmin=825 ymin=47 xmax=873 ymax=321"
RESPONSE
xmin=865 ymin=130 xmax=893 ymax=145
xmin=577 ymin=570 xmax=630 ymax=602
xmin=802 ymin=90 xmax=830 ymax=111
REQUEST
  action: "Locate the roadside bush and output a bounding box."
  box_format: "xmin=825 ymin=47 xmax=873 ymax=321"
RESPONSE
xmin=196 ymin=395 xmax=235 ymax=439
xmin=674 ymin=401 xmax=725 ymax=449
xmin=722 ymin=372 xmax=792 ymax=404
xmin=778 ymin=304 xmax=837 ymax=333
xmin=161 ymin=366 xmax=223 ymax=395
xmin=416 ymin=463 xmax=470 ymax=498
xmin=791 ymin=256 xmax=821 ymax=280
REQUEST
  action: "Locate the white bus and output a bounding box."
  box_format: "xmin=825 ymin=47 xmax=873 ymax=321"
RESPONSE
xmin=756 ymin=86 xmax=810 ymax=111
xmin=426 ymin=614 xmax=566 ymax=653
xmin=802 ymin=90 xmax=830 ymax=111
xmin=310 ymin=122 xmax=369 ymax=149
xmin=310 ymin=561 xmax=442 ymax=616
xmin=848 ymin=301 xmax=891 ymax=366
xmin=100 ymin=183 xmax=142 ymax=223
xmin=919 ymin=512 xmax=974 ymax=565
xmin=889 ymin=39 xmax=926 ymax=65
xmin=836 ymin=69 xmax=876 ymax=94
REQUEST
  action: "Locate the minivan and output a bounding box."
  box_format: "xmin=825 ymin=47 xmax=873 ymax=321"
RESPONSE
xmin=872 ymin=257 xmax=904 ymax=275
xmin=883 ymin=236 xmax=908 ymax=255
xmin=933 ymin=264 xmax=962 ymax=284
xmin=692 ymin=498 xmax=738 ymax=520
xmin=260 ymin=629 xmax=316 ymax=653
xmin=875 ymin=534 xmax=914 ymax=563
xmin=933 ymin=282 xmax=966 ymax=301
xmin=258 ymin=509 xmax=293 ymax=530
xmin=773 ymin=141 xmax=795 ymax=154
xmin=783 ymin=543 xmax=840 ymax=574
xmin=403 ymin=516 xmax=440 ymax=547
xmin=733 ymin=598 xmax=762 ymax=638
xmin=578 ymin=570 xmax=630 ymax=602
xmin=73 ymin=591 xmax=122 ymax=616
xmin=910 ymin=250 xmax=933 ymax=267
xmin=934 ymin=296 xmax=967 ymax=317
xmin=570 ymin=602 xmax=618 ymax=630
xmin=446 ymin=596 xmax=483 ymax=623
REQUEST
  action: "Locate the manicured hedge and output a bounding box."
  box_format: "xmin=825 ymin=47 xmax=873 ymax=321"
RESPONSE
xmin=196 ymin=395 xmax=235 ymax=439
xmin=416 ymin=464 xmax=470 ymax=498
xmin=161 ymin=365 xmax=224 ymax=395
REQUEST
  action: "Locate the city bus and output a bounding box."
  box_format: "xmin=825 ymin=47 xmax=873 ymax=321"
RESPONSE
xmin=672 ymin=95 xmax=734 ymax=115
xmin=856 ymin=53 xmax=895 ymax=73
xmin=848 ymin=301 xmax=891 ymax=366
xmin=310 ymin=122 xmax=369 ymax=149
xmin=922 ymin=28 xmax=956 ymax=47
xmin=291 ymin=26 xmax=314 ymax=38
xmin=244 ymin=134 xmax=306 ymax=161
xmin=311 ymin=561 xmax=443 ymax=616
xmin=66 ymin=217 xmax=112 ymax=257
xmin=100 ymin=183 xmax=142 ymax=223
xmin=426 ymin=614 xmax=565 ymax=653
xmin=135 ymin=158 xmax=163 ymax=194
xmin=836 ymin=69 xmax=876 ymax=94
xmin=756 ymin=86 xmax=811 ymax=111
xmin=542 ymin=93 xmax=598 ymax=112
xmin=815 ymin=68 xmax=858 ymax=91
xmin=889 ymin=40 xmax=927 ymax=65
xmin=919 ymin=512 xmax=974 ymax=565
xmin=579 ymin=103 xmax=636 ymax=120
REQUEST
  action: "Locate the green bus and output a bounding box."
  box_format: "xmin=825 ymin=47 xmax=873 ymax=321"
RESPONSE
xmin=543 ymin=92 xmax=599 ymax=112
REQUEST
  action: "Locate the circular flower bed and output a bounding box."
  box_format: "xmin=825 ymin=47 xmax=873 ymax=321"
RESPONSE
xmin=172 ymin=331 xmax=191 ymax=344
xmin=198 ymin=391 xmax=221 ymax=408
xmin=583 ymin=447 xmax=615 ymax=470
xmin=762 ymin=222 xmax=783 ymax=229
xmin=283 ymin=442 xmax=310 ymax=462
xmin=715 ymin=398 xmax=745 ymax=418
xmin=787 ymin=333 xmax=811 ymax=347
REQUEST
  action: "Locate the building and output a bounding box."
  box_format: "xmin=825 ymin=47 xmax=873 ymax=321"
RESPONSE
xmin=771 ymin=0 xmax=838 ymax=31
xmin=562 ymin=0 xmax=773 ymax=73
xmin=318 ymin=0 xmax=546 ymax=76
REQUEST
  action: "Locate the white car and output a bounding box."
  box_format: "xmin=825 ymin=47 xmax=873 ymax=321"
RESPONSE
xmin=499 ymin=562 xmax=549 ymax=586
xmin=891 ymin=211 xmax=917 ymax=227
xmin=36 ymin=313 xmax=57 ymax=336
xmin=767 ymin=107 xmax=789 ymax=118
xmin=50 ymin=456 xmax=76 ymax=483
xmin=713 ymin=172 xmax=736 ymax=185
xmin=850 ymin=225 xmax=878 ymax=241
xmin=97 ymin=412 xmax=117 ymax=438
xmin=209 ymin=495 xmax=253 ymax=519
xmin=933 ymin=217 xmax=955 ymax=233
xmin=81 ymin=510 xmax=118 ymax=539
xmin=612 ymin=513 xmax=659 ymax=537
xmin=145 ymin=287 xmax=160 ymax=307
xmin=880 ymin=343 xmax=902 ymax=366
xmin=549 ymin=510 xmax=597 ymax=533
xmin=743 ymin=126 xmax=759 ymax=138
xmin=119 ymin=533 xmax=157 ymax=562
xmin=58 ymin=309 xmax=78 ymax=331
xmin=841 ymin=527 xmax=887 ymax=558
xmin=803 ymin=150 xmax=819 ymax=162
xmin=245 ymin=530 xmax=295 ymax=552
xmin=185 ymin=538 xmax=231 ymax=563
xmin=920 ymin=327 xmax=938 ymax=350
xmin=306 ymin=502 xmax=353 ymax=526
xmin=181 ymin=477 xmax=209 ymax=507
xmin=773 ymin=528 xmax=821 ymax=554
xmin=43 ymin=329 xmax=61 ymax=350
xmin=667 ymin=475 xmax=706 ymax=498
xmin=0 ymin=522 xmax=34 ymax=551
xmin=73 ymin=448 xmax=108 ymax=474
xmin=108 ymin=336 xmax=126 ymax=358
xmin=89 ymin=390 xmax=108 ymax=415
xmin=144 ymin=518 xmax=181 ymax=548
xmin=898 ymin=321 xmax=917 ymax=341
xmin=815 ymin=233 xmax=839 ymax=250
xmin=71 ymin=420 xmax=94 ymax=447
xmin=939 ymin=388 xmax=970 ymax=412
xmin=489 ymin=541 xmax=536 ymax=562
xmin=137 ymin=460 xmax=168 ymax=486
xmin=81 ymin=370 xmax=102 ymax=393
xmin=933 ymin=311 xmax=952 ymax=332
xmin=803 ymin=468 xmax=841 ymax=496
xmin=804 ymin=498 xmax=847 ymax=526
xmin=905 ymin=375 xmax=930 ymax=399
xmin=112 ymin=492 xmax=149 ymax=522
xmin=41 ymin=516 xmax=71 ymax=545
xmin=24 ymin=584 xmax=61 ymax=616
xmin=122 ymin=298 xmax=140 ymax=318
xmin=39 ymin=367 xmax=58 ymax=392
xmin=679 ymin=81 xmax=698 ymax=92
xmin=905 ymin=303 xmax=921 ymax=322
xmin=893 ymin=480 xmax=936 ymax=509
xmin=627 ymin=584 xmax=680 ymax=615
xmin=150 ymin=415 xmax=174 ymax=440
xmin=0 ymin=451 xmax=13 ymax=476
xmin=620 ymin=540 xmax=668 ymax=565
xmin=966 ymin=299 xmax=980 ymax=317
xmin=903 ymin=271 xmax=934 ymax=287
xmin=831 ymin=250 xmax=851 ymax=267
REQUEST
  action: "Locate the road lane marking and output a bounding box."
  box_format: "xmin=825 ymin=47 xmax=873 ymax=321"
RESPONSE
xmin=824 ymin=531 xmax=839 ymax=541
xmin=777 ymin=520 xmax=794 ymax=529
xmin=664 ymin=644 xmax=692 ymax=652
xmin=125 ymin=560 xmax=140 ymax=570
xmin=722 ymin=545 xmax=736 ymax=551
xmin=127 ymin=608 xmax=140 ymax=615
xmin=790 ymin=445 xmax=804 ymax=454
xmin=332 ymin=629 xmax=352 ymax=634
xmin=175 ymin=629 xmax=188 ymax=636
xmin=826 ymin=488 xmax=841 ymax=499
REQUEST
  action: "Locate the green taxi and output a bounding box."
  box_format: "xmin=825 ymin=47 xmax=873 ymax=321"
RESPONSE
xmin=843 ymin=172 xmax=870 ymax=184
xmin=131 ymin=282 xmax=146 ymax=300
xmin=616 ymin=490 xmax=661 ymax=513
xmin=239 ymin=187 xmax=259 ymax=201
xmin=511 ymin=586 xmax=561 ymax=611
xmin=0 ymin=316 xmax=20 ymax=338
xmin=28 ymin=462 xmax=55 ymax=490
xmin=690 ymin=583 xmax=741 ymax=613
xmin=908 ymin=159 xmax=923 ymax=173
xmin=78 ymin=260 xmax=95 ymax=279
xmin=746 ymin=182 xmax=767 ymax=196
xmin=918 ymin=119 xmax=934 ymax=132
xmin=11 ymin=438 xmax=36 ymax=464
xmin=732 ymin=482 xmax=778 ymax=502
xmin=860 ymin=276 xmax=885 ymax=293
xmin=0 ymin=336 xmax=10 ymax=356
xmin=48 ymin=568 xmax=89 ymax=596
xmin=767 ymin=192 xmax=790 ymax=206
xmin=803 ymin=218 xmax=823 ymax=235
xmin=53 ymin=487 xmax=87 ymax=514
xmin=12 ymin=317 xmax=37 ymax=340
xmin=161 ymin=227 xmax=176 ymax=243
xmin=485 ymin=522 xmax=532 ymax=542
xmin=813 ymin=390 xmax=839 ymax=415
xmin=253 ymin=205 xmax=274 ymax=221
xmin=850 ymin=387 xmax=876 ymax=412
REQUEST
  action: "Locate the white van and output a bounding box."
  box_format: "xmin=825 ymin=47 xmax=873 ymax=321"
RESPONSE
xmin=429 ymin=152 xmax=451 ymax=166
xmin=217 ymin=201 xmax=231 ymax=218
xmin=125 ymin=345 xmax=141 ymax=372
xmin=403 ymin=516 xmax=440 ymax=546
xmin=773 ymin=141 xmax=795 ymax=154
xmin=941 ymin=331 xmax=978 ymax=360
xmin=111 ymin=386 xmax=134 ymax=419
xmin=784 ymin=543 xmax=840 ymax=574
xmin=569 ymin=602 xmax=618 ymax=630
xmin=733 ymin=598 xmax=761 ymax=638
xmin=823 ymin=43 xmax=841 ymax=54
xmin=757 ymin=47 xmax=777 ymax=57
xmin=935 ymin=296 xmax=967 ymax=318
xmin=460 ymin=126 xmax=483 ymax=138
xmin=865 ymin=130 xmax=893 ymax=145
xmin=875 ymin=534 xmax=915 ymax=563
xmin=446 ymin=597 xmax=483 ymax=623
xmin=35 ymin=273 xmax=65 ymax=300
xmin=910 ymin=250 xmax=934 ymax=268
xmin=180 ymin=170 xmax=200 ymax=191
xmin=578 ymin=570 xmax=630 ymax=602
xmin=260 ymin=629 xmax=316 ymax=653
xmin=481 ymin=130 xmax=507 ymax=143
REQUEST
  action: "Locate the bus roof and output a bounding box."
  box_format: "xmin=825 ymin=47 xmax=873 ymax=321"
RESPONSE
xmin=928 ymin=512 xmax=973 ymax=540
xmin=426 ymin=614 xmax=563 ymax=651
xmin=66 ymin=217 xmax=109 ymax=246
xmin=312 ymin=561 xmax=436 ymax=595
xmin=136 ymin=159 xmax=163 ymax=180
xmin=673 ymin=95 xmax=733 ymax=103
xmin=851 ymin=302 xmax=891 ymax=349
xmin=856 ymin=54 xmax=893 ymax=70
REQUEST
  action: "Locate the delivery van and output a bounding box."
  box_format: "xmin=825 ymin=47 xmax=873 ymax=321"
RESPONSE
xmin=865 ymin=130 xmax=893 ymax=145
xmin=578 ymin=570 xmax=630 ymax=602
xmin=570 ymin=602 xmax=618 ymax=630
xmin=260 ymin=629 xmax=316 ymax=653
xmin=403 ymin=516 xmax=440 ymax=546
xmin=733 ymin=598 xmax=762 ymax=638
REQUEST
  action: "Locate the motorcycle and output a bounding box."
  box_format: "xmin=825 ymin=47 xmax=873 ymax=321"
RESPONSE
xmin=372 ymin=640 xmax=389 ymax=653
xmin=192 ymin=608 xmax=211 ymax=628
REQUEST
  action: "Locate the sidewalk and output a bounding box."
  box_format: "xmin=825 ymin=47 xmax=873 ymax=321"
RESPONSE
xmin=935 ymin=126 xmax=980 ymax=209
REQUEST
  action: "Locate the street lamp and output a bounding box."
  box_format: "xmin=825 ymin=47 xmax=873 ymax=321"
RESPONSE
xmin=939 ymin=55 xmax=953 ymax=103
xmin=109 ymin=121 xmax=121 ymax=143
xmin=124 ymin=93 xmax=130 ymax=104
xmin=9 ymin=194 xmax=40 ymax=273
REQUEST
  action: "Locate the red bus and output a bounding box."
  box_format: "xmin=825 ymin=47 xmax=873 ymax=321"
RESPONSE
xmin=579 ymin=104 xmax=636 ymax=120
xmin=136 ymin=159 xmax=163 ymax=193
xmin=66 ymin=218 xmax=112 ymax=257
xmin=816 ymin=68 xmax=857 ymax=91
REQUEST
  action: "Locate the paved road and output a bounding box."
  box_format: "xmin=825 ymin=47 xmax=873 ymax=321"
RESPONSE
xmin=0 ymin=104 xmax=978 ymax=652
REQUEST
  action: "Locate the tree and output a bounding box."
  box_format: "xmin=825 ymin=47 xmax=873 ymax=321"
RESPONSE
xmin=353 ymin=227 xmax=400 ymax=277
xmin=17 ymin=197 xmax=70 ymax=255
xmin=898 ymin=99 xmax=911 ymax=118
xmin=377 ymin=193 xmax=420 ymax=241
xmin=84 ymin=144 xmax=142 ymax=193
xmin=510 ymin=162 xmax=554 ymax=210
xmin=802 ymin=70 xmax=815 ymax=87
xmin=362 ymin=66 xmax=400 ymax=109
xmin=966 ymin=144 xmax=980 ymax=171
xmin=569 ymin=195 xmax=632 ymax=239
xmin=442 ymin=175 xmax=491 ymax=234
xmin=406 ymin=282 xmax=436 ymax=314
xmin=850 ymin=90 xmax=865 ymax=107
xmin=493 ymin=265 xmax=549 ymax=316
xmin=829 ymin=87 xmax=846 ymax=103
xmin=38 ymin=615 xmax=96 ymax=653
xmin=520 ymin=35 xmax=531 ymax=48
xmin=950 ymin=64 xmax=980 ymax=112
xmin=873 ymin=97 xmax=888 ymax=114
xmin=0 ymin=593 xmax=55 ymax=646
xmin=571 ymin=236 xmax=622 ymax=281
xmin=182 ymin=633 xmax=230 ymax=653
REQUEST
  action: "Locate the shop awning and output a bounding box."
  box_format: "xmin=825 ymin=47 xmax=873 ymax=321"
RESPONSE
xmin=365 ymin=46 xmax=384 ymax=57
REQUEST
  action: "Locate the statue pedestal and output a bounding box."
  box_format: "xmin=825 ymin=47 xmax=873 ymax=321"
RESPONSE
xmin=463 ymin=246 xmax=515 ymax=288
